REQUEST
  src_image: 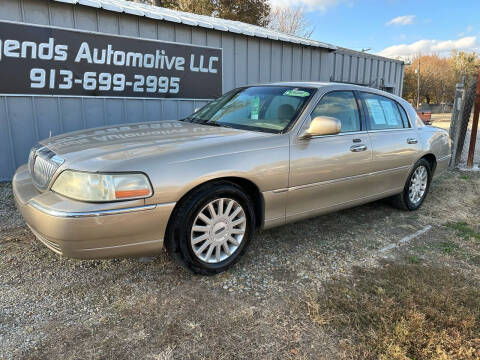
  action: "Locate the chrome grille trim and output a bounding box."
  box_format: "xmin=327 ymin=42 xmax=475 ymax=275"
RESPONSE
xmin=33 ymin=156 xmax=57 ymax=188
xmin=28 ymin=144 xmax=41 ymax=176
xmin=28 ymin=145 xmax=64 ymax=190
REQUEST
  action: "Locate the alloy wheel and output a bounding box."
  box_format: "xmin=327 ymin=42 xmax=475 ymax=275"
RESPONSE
xmin=408 ymin=165 xmax=428 ymax=205
xmin=190 ymin=198 xmax=246 ymax=263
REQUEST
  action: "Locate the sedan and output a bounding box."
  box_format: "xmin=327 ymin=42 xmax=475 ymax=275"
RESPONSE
xmin=13 ymin=83 xmax=452 ymax=274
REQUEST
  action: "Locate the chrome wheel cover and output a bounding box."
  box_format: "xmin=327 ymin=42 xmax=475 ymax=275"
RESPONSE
xmin=409 ymin=165 xmax=428 ymax=205
xmin=190 ymin=198 xmax=246 ymax=264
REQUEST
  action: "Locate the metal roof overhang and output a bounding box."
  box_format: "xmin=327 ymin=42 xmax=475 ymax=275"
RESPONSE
xmin=52 ymin=0 xmax=338 ymax=51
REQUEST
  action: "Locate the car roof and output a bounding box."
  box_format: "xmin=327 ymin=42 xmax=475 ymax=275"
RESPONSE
xmin=268 ymin=81 xmax=384 ymax=92
xmin=268 ymin=81 xmax=334 ymax=88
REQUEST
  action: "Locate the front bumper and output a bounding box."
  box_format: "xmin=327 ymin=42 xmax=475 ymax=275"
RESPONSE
xmin=13 ymin=165 xmax=175 ymax=259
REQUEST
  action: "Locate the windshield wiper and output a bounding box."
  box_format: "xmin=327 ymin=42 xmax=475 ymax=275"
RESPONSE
xmin=184 ymin=118 xmax=234 ymax=129
xmin=181 ymin=117 xmax=207 ymax=124
xmin=201 ymin=122 xmax=233 ymax=129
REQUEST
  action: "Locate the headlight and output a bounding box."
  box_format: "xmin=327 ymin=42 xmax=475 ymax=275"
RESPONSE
xmin=51 ymin=171 xmax=152 ymax=202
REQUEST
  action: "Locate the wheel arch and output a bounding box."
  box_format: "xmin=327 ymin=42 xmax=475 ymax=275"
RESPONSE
xmin=218 ymin=176 xmax=264 ymax=229
xmin=165 ymin=176 xmax=264 ymax=245
xmin=419 ymin=153 xmax=437 ymax=175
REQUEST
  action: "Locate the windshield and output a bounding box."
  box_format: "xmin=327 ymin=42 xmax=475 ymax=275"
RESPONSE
xmin=184 ymin=86 xmax=315 ymax=133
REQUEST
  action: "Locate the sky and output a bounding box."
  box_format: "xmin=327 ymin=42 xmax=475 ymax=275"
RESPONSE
xmin=268 ymin=0 xmax=480 ymax=59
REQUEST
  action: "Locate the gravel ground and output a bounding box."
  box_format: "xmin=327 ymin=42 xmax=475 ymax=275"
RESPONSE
xmin=430 ymin=113 xmax=453 ymax=130
xmin=1 ymin=171 xmax=479 ymax=359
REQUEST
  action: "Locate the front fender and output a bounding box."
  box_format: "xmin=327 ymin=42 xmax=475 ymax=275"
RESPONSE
xmin=144 ymin=144 xmax=290 ymax=206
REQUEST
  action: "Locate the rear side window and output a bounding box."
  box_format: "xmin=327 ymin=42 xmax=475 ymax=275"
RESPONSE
xmin=361 ymin=93 xmax=405 ymax=130
xmin=415 ymin=115 xmax=425 ymax=128
xmin=311 ymin=91 xmax=361 ymax=133
xmin=397 ymin=104 xmax=411 ymax=128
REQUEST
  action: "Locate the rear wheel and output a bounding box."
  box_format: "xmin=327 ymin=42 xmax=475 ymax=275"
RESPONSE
xmin=391 ymin=158 xmax=432 ymax=211
xmin=165 ymin=182 xmax=255 ymax=275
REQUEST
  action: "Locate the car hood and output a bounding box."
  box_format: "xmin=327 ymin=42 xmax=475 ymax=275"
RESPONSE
xmin=40 ymin=120 xmax=272 ymax=170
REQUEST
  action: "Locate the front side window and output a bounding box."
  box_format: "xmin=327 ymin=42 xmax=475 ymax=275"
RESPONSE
xmin=361 ymin=93 xmax=404 ymax=130
xmin=184 ymin=86 xmax=315 ymax=133
xmin=311 ymin=91 xmax=361 ymax=133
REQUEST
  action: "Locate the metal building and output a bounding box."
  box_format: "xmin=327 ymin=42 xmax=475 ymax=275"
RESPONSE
xmin=0 ymin=0 xmax=404 ymax=180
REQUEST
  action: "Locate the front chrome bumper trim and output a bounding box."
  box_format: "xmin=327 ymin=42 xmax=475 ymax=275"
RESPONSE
xmin=28 ymin=201 xmax=162 ymax=218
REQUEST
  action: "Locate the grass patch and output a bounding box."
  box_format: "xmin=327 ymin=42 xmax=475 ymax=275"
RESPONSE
xmin=406 ymin=255 xmax=421 ymax=264
xmin=469 ymin=255 xmax=480 ymax=267
xmin=433 ymin=240 xmax=461 ymax=254
xmin=446 ymin=222 xmax=480 ymax=242
xmin=305 ymin=263 xmax=480 ymax=360
xmin=459 ymin=174 xmax=472 ymax=181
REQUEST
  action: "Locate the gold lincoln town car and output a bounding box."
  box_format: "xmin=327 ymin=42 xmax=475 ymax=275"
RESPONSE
xmin=13 ymin=83 xmax=452 ymax=274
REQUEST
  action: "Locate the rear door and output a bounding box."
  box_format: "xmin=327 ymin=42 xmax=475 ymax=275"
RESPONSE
xmin=359 ymin=92 xmax=421 ymax=193
xmin=287 ymin=90 xmax=374 ymax=221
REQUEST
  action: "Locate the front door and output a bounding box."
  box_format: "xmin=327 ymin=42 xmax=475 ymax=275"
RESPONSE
xmin=287 ymin=91 xmax=373 ymax=222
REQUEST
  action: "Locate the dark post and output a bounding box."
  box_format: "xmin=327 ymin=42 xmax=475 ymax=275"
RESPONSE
xmin=452 ymin=75 xmax=477 ymax=168
xmin=449 ymin=76 xmax=465 ymax=140
xmin=466 ymin=70 xmax=480 ymax=167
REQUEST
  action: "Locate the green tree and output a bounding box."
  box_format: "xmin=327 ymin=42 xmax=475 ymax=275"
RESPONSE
xmin=214 ymin=0 xmax=270 ymax=27
xmin=176 ymin=0 xmax=214 ymax=16
xmin=135 ymin=0 xmax=177 ymax=8
xmin=129 ymin=0 xmax=270 ymax=26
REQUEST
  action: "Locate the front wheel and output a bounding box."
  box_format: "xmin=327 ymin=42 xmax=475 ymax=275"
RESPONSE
xmin=391 ymin=158 xmax=432 ymax=211
xmin=165 ymin=182 xmax=255 ymax=275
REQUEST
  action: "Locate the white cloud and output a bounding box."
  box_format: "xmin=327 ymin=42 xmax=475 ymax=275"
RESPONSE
xmin=386 ymin=15 xmax=415 ymax=26
xmin=377 ymin=36 xmax=478 ymax=59
xmin=268 ymin=0 xmax=342 ymax=12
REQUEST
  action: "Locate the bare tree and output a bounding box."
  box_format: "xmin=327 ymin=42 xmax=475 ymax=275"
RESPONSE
xmin=403 ymin=52 xmax=480 ymax=104
xmin=267 ymin=6 xmax=314 ymax=38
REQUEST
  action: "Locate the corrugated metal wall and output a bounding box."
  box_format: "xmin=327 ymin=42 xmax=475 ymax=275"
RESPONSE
xmin=331 ymin=49 xmax=404 ymax=95
xmin=0 ymin=0 xmax=403 ymax=181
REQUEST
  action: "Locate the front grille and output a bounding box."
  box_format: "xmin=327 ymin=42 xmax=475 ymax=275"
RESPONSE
xmin=33 ymin=156 xmax=58 ymax=188
xmin=28 ymin=145 xmax=64 ymax=189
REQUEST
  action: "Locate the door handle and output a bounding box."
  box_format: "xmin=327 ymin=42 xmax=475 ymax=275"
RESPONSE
xmin=350 ymin=144 xmax=367 ymax=152
xmin=407 ymin=138 xmax=418 ymax=144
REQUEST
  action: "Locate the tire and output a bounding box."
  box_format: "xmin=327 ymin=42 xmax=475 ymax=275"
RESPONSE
xmin=165 ymin=181 xmax=255 ymax=275
xmin=390 ymin=158 xmax=432 ymax=211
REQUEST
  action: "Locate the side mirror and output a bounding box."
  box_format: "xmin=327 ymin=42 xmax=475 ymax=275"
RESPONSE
xmin=301 ymin=116 xmax=341 ymax=138
xmin=194 ymin=107 xmax=201 ymax=113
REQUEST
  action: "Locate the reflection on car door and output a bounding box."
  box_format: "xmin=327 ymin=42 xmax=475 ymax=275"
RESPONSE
xmin=360 ymin=92 xmax=422 ymax=193
xmin=287 ymin=91 xmax=373 ymax=222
